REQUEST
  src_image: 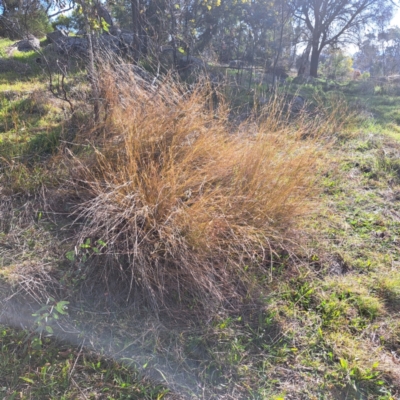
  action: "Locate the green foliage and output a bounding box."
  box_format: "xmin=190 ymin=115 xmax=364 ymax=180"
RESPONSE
xmin=32 ymin=297 xmax=69 ymax=337
xmin=0 ymin=6 xmax=51 ymax=39
xmin=0 ymin=94 xmax=62 ymax=165
xmin=320 ymin=48 xmax=353 ymax=81
xmin=24 ymin=8 xmax=52 ymax=37
xmin=361 ymin=71 xmax=370 ymax=80
xmin=378 ymin=272 xmax=400 ymax=309
xmin=51 ymin=14 xmax=74 ymax=32
xmin=283 ymin=279 xmax=315 ymax=310
xmin=317 ymin=295 xmax=349 ymax=328
xmin=50 ymin=7 xmax=86 ymax=33
xmin=65 ymin=238 xmax=107 ymax=267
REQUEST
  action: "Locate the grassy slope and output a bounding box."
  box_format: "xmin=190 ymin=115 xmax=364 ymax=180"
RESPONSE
xmin=1 ymin=38 xmax=400 ymax=399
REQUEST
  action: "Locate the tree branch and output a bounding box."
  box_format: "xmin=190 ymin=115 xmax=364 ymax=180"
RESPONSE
xmin=48 ymin=5 xmax=75 ymax=18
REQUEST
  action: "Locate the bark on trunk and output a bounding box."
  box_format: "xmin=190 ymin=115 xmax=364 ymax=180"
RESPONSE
xmin=79 ymin=0 xmax=100 ymax=122
xmin=309 ymin=45 xmax=320 ymax=78
xmin=131 ymin=0 xmax=140 ymax=60
xmin=87 ymin=33 xmax=100 ymax=122
xmin=297 ymin=43 xmax=311 ymax=77
xmin=271 ymin=18 xmax=285 ymax=84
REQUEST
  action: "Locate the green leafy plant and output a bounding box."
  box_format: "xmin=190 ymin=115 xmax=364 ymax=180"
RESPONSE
xmin=65 ymin=238 xmax=107 ymax=267
xmin=32 ymin=297 xmax=69 ymax=339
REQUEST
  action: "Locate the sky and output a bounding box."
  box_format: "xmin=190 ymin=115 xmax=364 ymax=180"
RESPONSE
xmin=391 ymin=7 xmax=400 ymax=28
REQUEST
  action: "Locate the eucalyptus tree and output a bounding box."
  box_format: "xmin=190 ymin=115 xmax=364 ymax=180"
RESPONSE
xmin=293 ymin=0 xmax=394 ymax=77
xmin=354 ymin=27 xmax=400 ymax=76
xmin=0 ymin=0 xmax=51 ymax=38
xmin=0 ymin=0 xmax=77 ymax=38
xmin=383 ymin=27 xmax=400 ymax=75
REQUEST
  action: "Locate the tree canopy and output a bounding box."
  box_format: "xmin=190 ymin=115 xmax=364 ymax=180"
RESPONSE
xmin=293 ymin=0 xmax=394 ymax=76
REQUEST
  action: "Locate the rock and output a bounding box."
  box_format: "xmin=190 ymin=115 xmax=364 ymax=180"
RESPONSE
xmin=131 ymin=65 xmax=154 ymax=82
xmin=49 ymin=33 xmax=110 ymax=56
xmin=291 ymin=95 xmax=305 ymax=112
xmin=118 ymin=33 xmax=148 ymax=55
xmin=182 ymin=55 xmax=204 ymax=66
xmin=16 ymin=35 xmax=40 ymax=51
xmin=109 ymin=26 xmax=122 ymax=36
xmin=98 ymin=34 xmax=120 ymax=53
xmin=120 ymin=32 xmax=135 ymax=47
xmin=178 ymin=56 xmax=207 ymax=77
xmin=178 ymin=55 xmax=206 ymax=71
xmin=54 ymin=36 xmax=88 ymax=56
xmin=387 ymin=75 xmax=400 ymax=84
xmin=44 ymin=28 xmax=152 ymax=59
xmin=114 ymin=64 xmax=155 ymax=85
xmin=46 ymin=30 xmax=68 ymax=43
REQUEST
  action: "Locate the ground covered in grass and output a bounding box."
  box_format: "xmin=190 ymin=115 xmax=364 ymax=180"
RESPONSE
xmin=1 ymin=37 xmax=400 ymax=399
xmin=0 ymin=325 xmax=170 ymax=399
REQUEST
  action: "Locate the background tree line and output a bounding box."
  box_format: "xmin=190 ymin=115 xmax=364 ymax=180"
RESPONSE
xmin=0 ymin=0 xmax=397 ymax=78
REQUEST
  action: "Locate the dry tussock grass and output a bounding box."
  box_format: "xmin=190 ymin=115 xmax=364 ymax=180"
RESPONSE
xmin=65 ymin=65 xmax=337 ymax=312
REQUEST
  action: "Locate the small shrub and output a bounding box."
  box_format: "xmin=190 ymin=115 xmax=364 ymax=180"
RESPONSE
xmin=65 ymin=65 xmax=333 ymax=312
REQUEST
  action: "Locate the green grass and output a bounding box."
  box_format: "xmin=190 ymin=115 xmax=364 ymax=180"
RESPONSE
xmin=0 ymin=37 xmax=14 ymax=56
xmin=0 ymin=325 xmax=170 ymax=399
xmin=0 ymin=92 xmax=64 ymax=164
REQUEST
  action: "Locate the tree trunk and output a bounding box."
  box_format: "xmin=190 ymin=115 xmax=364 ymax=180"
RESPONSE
xmin=271 ymin=7 xmax=285 ymax=85
xmin=131 ymin=0 xmax=140 ymax=60
xmin=168 ymin=2 xmax=177 ymax=69
xmin=309 ymin=44 xmax=321 ymax=78
xmin=79 ymin=0 xmax=100 ymax=122
xmin=297 ymin=43 xmax=311 ymax=77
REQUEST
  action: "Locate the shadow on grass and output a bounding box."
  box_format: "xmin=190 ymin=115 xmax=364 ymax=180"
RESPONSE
xmin=1 ymin=275 xmax=288 ymax=399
